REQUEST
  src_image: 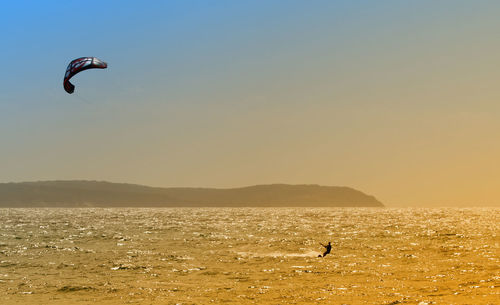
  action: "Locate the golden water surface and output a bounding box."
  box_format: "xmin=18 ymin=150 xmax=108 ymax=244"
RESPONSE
xmin=0 ymin=208 xmax=498 ymax=304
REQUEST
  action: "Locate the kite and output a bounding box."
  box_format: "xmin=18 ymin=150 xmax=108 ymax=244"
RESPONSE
xmin=63 ymin=57 xmax=107 ymax=94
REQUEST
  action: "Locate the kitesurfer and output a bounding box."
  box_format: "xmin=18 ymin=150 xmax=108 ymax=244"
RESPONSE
xmin=319 ymin=242 xmax=332 ymax=257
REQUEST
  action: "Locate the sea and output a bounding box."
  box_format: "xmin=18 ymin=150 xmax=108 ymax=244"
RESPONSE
xmin=0 ymin=207 xmax=498 ymax=304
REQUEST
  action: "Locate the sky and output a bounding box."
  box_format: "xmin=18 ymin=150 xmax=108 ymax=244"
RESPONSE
xmin=1 ymin=1 xmax=500 ymax=207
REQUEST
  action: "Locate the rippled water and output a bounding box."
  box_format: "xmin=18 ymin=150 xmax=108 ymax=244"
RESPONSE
xmin=0 ymin=208 xmax=498 ymax=304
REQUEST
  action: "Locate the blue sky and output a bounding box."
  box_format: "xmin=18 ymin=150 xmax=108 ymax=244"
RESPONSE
xmin=2 ymin=1 xmax=500 ymax=206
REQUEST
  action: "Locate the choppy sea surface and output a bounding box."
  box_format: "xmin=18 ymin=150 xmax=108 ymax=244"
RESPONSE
xmin=0 ymin=208 xmax=498 ymax=304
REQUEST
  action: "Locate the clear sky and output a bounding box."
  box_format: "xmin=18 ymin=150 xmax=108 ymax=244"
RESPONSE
xmin=2 ymin=1 xmax=500 ymax=207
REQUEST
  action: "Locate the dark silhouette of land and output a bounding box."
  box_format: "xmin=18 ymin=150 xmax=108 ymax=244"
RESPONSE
xmin=0 ymin=181 xmax=384 ymax=207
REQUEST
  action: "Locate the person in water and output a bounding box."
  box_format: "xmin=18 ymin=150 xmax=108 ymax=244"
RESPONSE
xmin=319 ymin=242 xmax=332 ymax=257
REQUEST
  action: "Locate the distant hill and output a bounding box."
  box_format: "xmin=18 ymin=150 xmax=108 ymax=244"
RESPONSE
xmin=0 ymin=181 xmax=384 ymax=207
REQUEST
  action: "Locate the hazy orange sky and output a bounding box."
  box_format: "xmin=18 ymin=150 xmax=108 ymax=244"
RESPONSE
xmin=2 ymin=1 xmax=500 ymax=207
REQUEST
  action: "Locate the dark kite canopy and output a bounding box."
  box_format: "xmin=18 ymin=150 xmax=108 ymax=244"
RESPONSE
xmin=63 ymin=57 xmax=107 ymax=94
